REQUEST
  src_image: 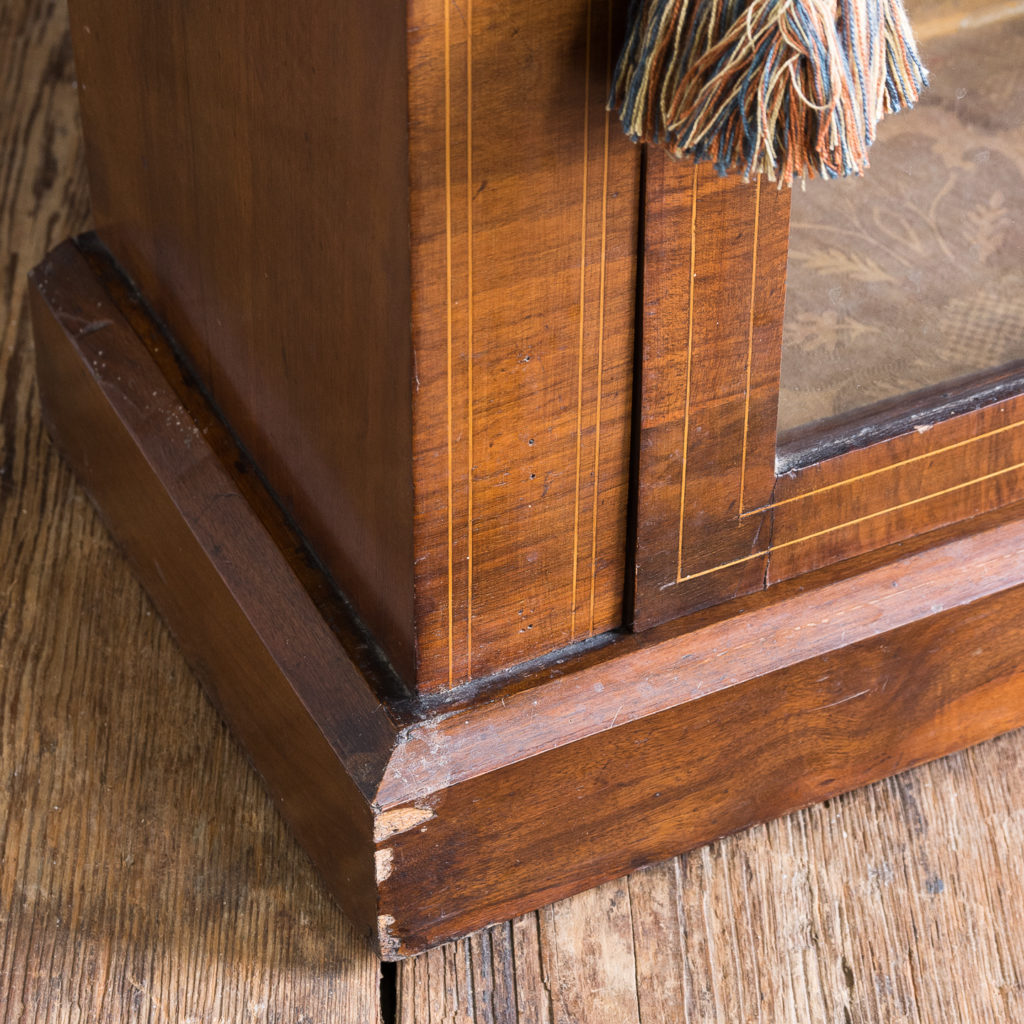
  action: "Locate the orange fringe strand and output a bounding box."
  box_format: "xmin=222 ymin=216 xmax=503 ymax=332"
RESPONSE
xmin=610 ymin=0 xmax=928 ymax=184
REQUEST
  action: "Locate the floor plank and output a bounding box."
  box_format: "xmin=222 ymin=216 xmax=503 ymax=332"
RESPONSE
xmin=399 ymin=751 xmax=1024 ymax=1023
xmin=8 ymin=3 xmax=1024 ymax=1023
xmin=0 ymin=3 xmax=380 ymax=1021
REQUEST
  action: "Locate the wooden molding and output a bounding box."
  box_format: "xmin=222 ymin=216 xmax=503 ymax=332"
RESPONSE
xmin=636 ymin=151 xmax=1024 ymax=631
xmin=634 ymin=156 xmax=791 ymax=626
xmin=30 ymin=238 xmax=1024 ymax=957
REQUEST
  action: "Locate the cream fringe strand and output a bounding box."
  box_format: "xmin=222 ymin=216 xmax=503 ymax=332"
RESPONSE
xmin=610 ymin=0 xmax=928 ymax=184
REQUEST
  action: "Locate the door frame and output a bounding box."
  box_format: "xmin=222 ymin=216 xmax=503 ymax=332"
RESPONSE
xmin=634 ymin=152 xmax=1024 ymax=628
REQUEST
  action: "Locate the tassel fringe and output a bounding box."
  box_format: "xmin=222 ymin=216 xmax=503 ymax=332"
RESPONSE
xmin=610 ymin=0 xmax=928 ymax=184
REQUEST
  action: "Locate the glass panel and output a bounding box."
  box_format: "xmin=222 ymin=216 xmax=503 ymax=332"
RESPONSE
xmin=778 ymin=7 xmax=1024 ymax=438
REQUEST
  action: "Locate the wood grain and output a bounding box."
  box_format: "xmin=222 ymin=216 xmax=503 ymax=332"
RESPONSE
xmin=769 ymin=390 xmax=1024 ymax=583
xmin=633 ymin=154 xmax=790 ymax=627
xmin=1 ymin=2 xmax=380 ymax=1018
xmin=37 ymin=229 xmax=1024 ymax=956
xmin=66 ymin=0 xmax=641 ymax=693
xmin=67 ymin=0 xmax=419 ymax=683
xmin=12 ymin=3 xmax=1024 ymax=1015
xmin=378 ymin=502 xmax=1024 ymax=806
xmin=406 ymin=0 xmax=640 ymax=688
xmin=376 ymin=536 xmax=1024 ymax=952
xmin=400 ymin=746 xmax=1024 ymax=1021
xmin=31 ymin=238 xmax=395 ymax=939
xmin=636 ymin=148 xmax=1024 ymax=630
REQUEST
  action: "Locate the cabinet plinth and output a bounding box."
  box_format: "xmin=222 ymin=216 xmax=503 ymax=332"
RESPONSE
xmin=33 ymin=0 xmax=1024 ymax=959
xmin=31 ymin=237 xmax=1024 ymax=958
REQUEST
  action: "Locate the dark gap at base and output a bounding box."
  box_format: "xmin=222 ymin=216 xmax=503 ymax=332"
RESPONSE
xmin=380 ymin=961 xmax=398 ymax=1024
xmin=622 ymin=144 xmax=648 ymax=631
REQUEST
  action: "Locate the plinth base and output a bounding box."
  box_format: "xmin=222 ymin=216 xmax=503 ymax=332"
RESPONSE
xmin=29 ymin=236 xmax=1024 ymax=958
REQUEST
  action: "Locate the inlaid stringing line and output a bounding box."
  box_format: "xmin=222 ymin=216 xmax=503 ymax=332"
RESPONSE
xmin=667 ymin=172 xmax=1024 ymax=591
xmin=587 ymin=0 xmax=613 ymax=635
xmin=738 ymin=416 xmax=1024 ymax=517
xmin=570 ymin=0 xmax=593 ymax=641
xmin=738 ymin=175 xmax=761 ymax=515
xmin=676 ymin=162 xmax=699 ymax=582
xmin=445 ymin=0 xmax=454 ymax=685
xmin=674 ymin=457 xmax=1024 ymax=584
xmin=466 ymin=0 xmax=475 ymax=674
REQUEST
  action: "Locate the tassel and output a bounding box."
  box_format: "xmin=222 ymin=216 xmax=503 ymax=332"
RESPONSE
xmin=610 ymin=0 xmax=928 ymax=184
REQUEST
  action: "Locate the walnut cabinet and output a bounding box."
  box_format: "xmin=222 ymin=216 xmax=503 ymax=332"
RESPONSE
xmin=29 ymin=0 xmax=1024 ymax=956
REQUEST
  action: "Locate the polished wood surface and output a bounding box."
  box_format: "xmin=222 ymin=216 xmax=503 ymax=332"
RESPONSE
xmin=407 ymin=0 xmax=640 ymax=689
xmin=69 ymin=0 xmax=419 ymax=683
xmin=67 ymin=0 xmax=1023 ymax=694
xmin=379 ymin=501 xmax=1024 ymax=805
xmin=770 ymin=389 xmax=1024 ymax=581
xmin=31 ymin=237 xmax=1024 ymax=953
xmin=378 ymin=512 xmax=1024 ymax=950
xmin=633 ymin=155 xmax=790 ymax=627
xmin=68 ymin=0 xmax=641 ymax=693
xmin=637 ymin=151 xmax=1024 ymax=628
xmin=10 ymin=3 xmax=1024 ymax=1007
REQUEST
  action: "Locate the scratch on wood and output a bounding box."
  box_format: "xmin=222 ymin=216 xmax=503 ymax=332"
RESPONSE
xmin=813 ymin=688 xmax=870 ymax=712
xmin=55 ymin=312 xmax=114 ymax=338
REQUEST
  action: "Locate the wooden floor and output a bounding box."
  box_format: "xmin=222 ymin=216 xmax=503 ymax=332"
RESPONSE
xmin=5 ymin=3 xmax=1024 ymax=1021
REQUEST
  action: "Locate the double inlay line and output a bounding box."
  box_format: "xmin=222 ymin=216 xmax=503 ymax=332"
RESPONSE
xmin=446 ymin=0 xmax=614 ymax=678
xmin=569 ymin=0 xmax=594 ymax=642
xmin=675 ymin=162 xmax=700 ymax=582
xmin=443 ymin=0 xmax=476 ymax=683
xmin=675 ymin=457 xmax=1024 ymax=585
xmin=465 ymin=0 xmax=475 ymax=676
xmin=675 ymin=167 xmax=1024 ymax=588
xmin=587 ymin=3 xmax=614 ymax=638
xmin=444 ymin=0 xmax=453 ymax=684
xmin=570 ymin=0 xmax=614 ymax=641
xmin=739 ymin=418 xmax=1024 ymax=517
xmin=738 ymin=176 xmax=762 ymax=516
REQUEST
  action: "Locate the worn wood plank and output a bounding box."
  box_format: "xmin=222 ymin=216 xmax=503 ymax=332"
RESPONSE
xmin=0 ymin=2 xmax=380 ymax=1020
xmin=399 ymin=738 xmax=1024 ymax=1022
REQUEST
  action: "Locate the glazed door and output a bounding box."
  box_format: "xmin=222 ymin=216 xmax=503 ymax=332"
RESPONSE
xmin=632 ymin=2 xmax=1024 ymax=628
